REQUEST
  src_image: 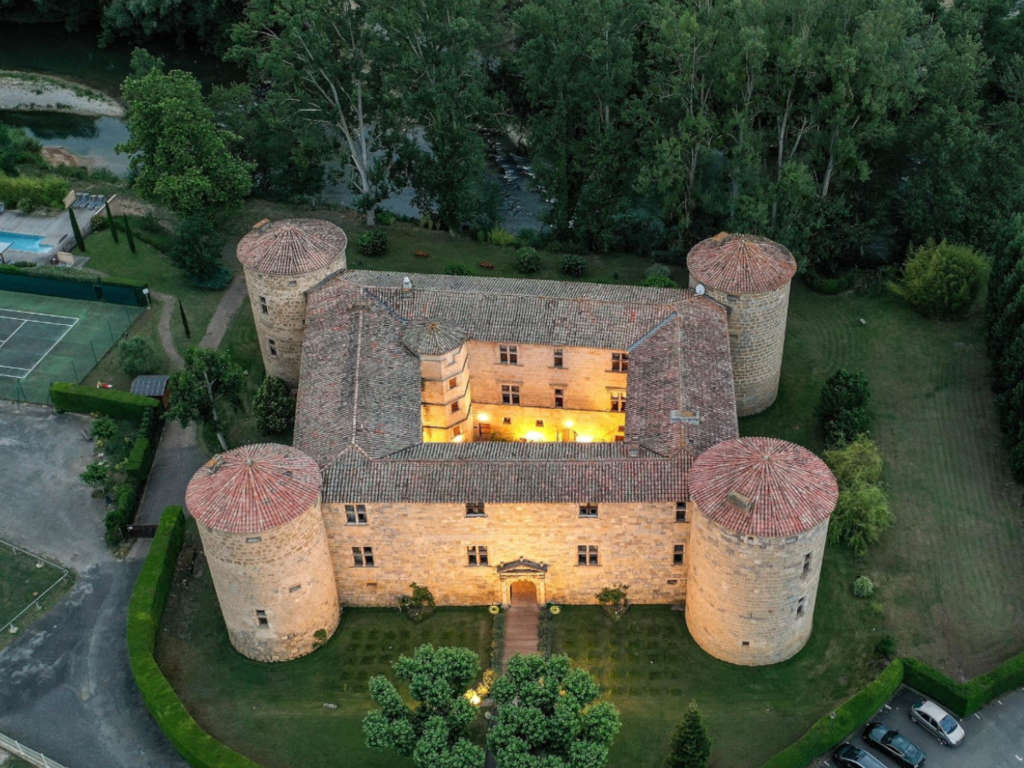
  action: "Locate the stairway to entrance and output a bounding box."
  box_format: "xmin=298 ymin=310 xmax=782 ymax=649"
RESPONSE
xmin=502 ymin=580 xmax=539 ymax=666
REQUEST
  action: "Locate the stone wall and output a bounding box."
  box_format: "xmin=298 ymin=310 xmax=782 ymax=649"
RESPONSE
xmin=421 ymin=344 xmax=471 ymax=441
xmin=243 ymin=258 xmax=345 ymax=387
xmin=684 ymin=504 xmax=828 ymax=666
xmin=322 ymin=500 xmax=694 ymax=606
xmin=197 ymin=504 xmax=341 ymax=662
xmin=690 ymin=279 xmax=790 ymax=417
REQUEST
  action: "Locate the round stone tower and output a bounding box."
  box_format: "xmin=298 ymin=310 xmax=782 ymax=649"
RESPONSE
xmin=686 ymin=233 xmax=797 ymax=417
xmin=185 ymin=443 xmax=340 ymax=662
xmin=685 ymin=437 xmax=838 ymax=666
xmin=236 ymin=218 xmax=348 ymax=387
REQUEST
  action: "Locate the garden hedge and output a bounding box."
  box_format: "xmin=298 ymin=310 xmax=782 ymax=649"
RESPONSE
xmin=760 ymin=659 xmax=904 ymax=768
xmin=127 ymin=507 xmax=262 ymax=768
xmin=50 ymin=382 xmax=158 ymax=421
xmin=0 ymin=173 xmax=69 ymax=210
xmin=903 ymin=653 xmax=1024 ymax=717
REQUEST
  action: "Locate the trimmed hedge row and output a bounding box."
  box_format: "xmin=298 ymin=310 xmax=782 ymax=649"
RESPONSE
xmin=0 ymin=173 xmax=69 ymax=210
xmin=903 ymin=652 xmax=1024 ymax=717
xmin=51 ymin=382 xmax=158 ymax=421
xmin=127 ymin=507 xmax=261 ymax=768
xmin=760 ymin=659 xmax=904 ymax=768
xmin=0 ymin=263 xmax=147 ymax=289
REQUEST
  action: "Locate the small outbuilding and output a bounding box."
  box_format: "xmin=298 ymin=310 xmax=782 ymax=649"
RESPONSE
xmin=130 ymin=374 xmax=170 ymax=408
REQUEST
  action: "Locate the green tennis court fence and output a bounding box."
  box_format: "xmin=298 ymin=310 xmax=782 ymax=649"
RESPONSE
xmin=0 ymin=267 xmax=147 ymax=307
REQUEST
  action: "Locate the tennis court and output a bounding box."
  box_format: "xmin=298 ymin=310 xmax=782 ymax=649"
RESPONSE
xmin=0 ymin=289 xmax=143 ymax=404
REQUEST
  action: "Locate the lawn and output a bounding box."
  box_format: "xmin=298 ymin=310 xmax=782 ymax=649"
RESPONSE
xmin=0 ymin=539 xmax=71 ymax=652
xmin=742 ymin=281 xmax=1024 ymax=679
xmin=156 ymin=521 xmax=495 ymax=768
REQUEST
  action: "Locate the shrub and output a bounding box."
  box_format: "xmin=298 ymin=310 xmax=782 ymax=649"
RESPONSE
xmin=514 ymin=246 xmax=542 ymax=274
xmin=829 ymin=481 xmax=892 ymax=556
xmin=170 ymin=215 xmax=224 ymax=284
xmin=644 ymin=263 xmax=672 ymax=279
xmin=487 ymin=225 xmax=518 ymax=246
xmin=903 ymin=240 xmax=987 ymax=319
xmin=119 ymin=337 xmax=159 ymax=378
xmin=105 ymin=482 xmax=137 ymax=545
xmin=444 ymin=263 xmax=472 ymax=275
xmin=825 ymin=434 xmax=884 ymax=488
xmin=596 ymin=584 xmax=630 ymax=620
xmin=397 ymin=582 xmax=435 ymax=622
xmin=560 ymin=253 xmax=588 ymax=277
xmin=253 ymin=376 xmax=294 ymax=434
xmin=852 ymin=575 xmax=874 ymax=598
xmin=90 ymin=414 xmax=119 ymax=444
xmin=825 ymin=407 xmax=872 ymax=447
xmin=817 ymin=369 xmax=871 ymax=447
xmin=875 ymin=635 xmax=896 ymax=658
xmin=50 ymin=382 xmax=158 ymax=421
xmin=0 ymin=173 xmax=69 ymax=211
xmin=642 ymin=274 xmax=679 ymax=288
xmin=358 ymin=229 xmax=389 ymax=258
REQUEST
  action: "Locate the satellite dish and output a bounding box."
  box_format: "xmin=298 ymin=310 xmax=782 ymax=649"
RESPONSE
xmin=695 ymin=283 xmax=706 ymax=296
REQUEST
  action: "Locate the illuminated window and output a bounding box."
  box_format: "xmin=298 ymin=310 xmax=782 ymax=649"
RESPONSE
xmin=554 ymin=388 xmax=564 ymax=408
xmin=451 ymin=401 xmax=460 ymax=413
xmin=501 ymin=384 xmax=520 ymax=405
xmin=610 ymin=392 xmax=626 ymax=412
xmin=466 ymin=503 xmax=486 ymax=517
xmin=577 ymin=544 xmax=599 ymax=566
xmin=256 ymin=609 xmax=268 ymax=626
xmin=535 ymin=419 xmax=544 ymax=427
xmin=499 ymin=345 xmax=518 ymax=364
xmin=268 ymin=339 xmax=277 ymax=357
xmin=453 ymin=424 xmax=462 ymax=437
xmin=675 ymin=502 xmax=687 ymax=522
xmin=352 ymin=546 xmax=374 ymax=567
xmin=502 ymin=416 xmax=512 ymax=425
xmin=345 ymin=504 xmax=367 ymax=524
xmin=673 ymin=544 xmax=685 ymax=565
xmin=578 ymin=504 xmax=598 ymax=518
xmin=476 ymin=422 xmax=491 ymax=438
xmin=259 ymin=296 xmax=268 ymax=314
xmin=611 ymin=352 xmax=629 ymax=372
xmin=553 ymin=348 xmax=564 ymax=368
xmin=448 ymin=377 xmax=457 ymax=390
xmin=467 ymin=545 xmax=489 ymax=566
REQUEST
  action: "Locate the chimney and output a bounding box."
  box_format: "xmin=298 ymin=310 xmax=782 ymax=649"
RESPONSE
xmin=402 ymin=276 xmax=413 ymax=292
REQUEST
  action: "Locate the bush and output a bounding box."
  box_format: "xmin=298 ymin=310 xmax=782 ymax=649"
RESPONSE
xmin=444 ymin=263 xmax=472 ymax=275
xmin=397 ymin=582 xmax=435 ymax=622
xmin=514 ymin=246 xmax=542 ymax=274
xmin=644 ymin=263 xmax=672 ymax=280
xmin=119 ymin=337 xmax=159 ymax=378
xmin=127 ymin=508 xmax=261 ymax=768
xmin=253 ymin=376 xmax=294 ymax=434
xmin=0 ymin=173 xmax=69 ymax=211
xmin=487 ymin=225 xmax=518 ymax=246
xmin=170 ymin=215 xmax=225 ymax=284
xmin=825 ymin=434 xmax=884 ymax=488
xmin=560 ymin=253 xmax=588 ymax=277
xmin=852 ymin=576 xmax=874 ymax=598
xmin=596 ymin=584 xmax=630 ymax=620
xmin=817 ymin=369 xmax=871 ymax=447
xmin=105 ymin=482 xmax=137 ymax=545
xmin=358 ymin=229 xmax=389 ymax=258
xmin=51 ymin=382 xmax=158 ymax=421
xmin=903 ymin=240 xmax=987 ymax=319
xmin=642 ymin=274 xmax=679 ymax=288
xmin=825 ymin=407 xmax=872 ymax=448
xmin=875 ymin=635 xmax=896 ymax=658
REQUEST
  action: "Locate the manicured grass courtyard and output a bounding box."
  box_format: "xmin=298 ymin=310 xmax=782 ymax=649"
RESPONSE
xmin=0 ymin=540 xmax=70 ymax=652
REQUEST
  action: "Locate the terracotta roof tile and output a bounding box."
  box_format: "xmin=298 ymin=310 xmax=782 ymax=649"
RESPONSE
xmin=686 ymin=233 xmax=797 ymax=294
xmin=688 ymin=437 xmax=837 ymax=537
xmin=185 ymin=444 xmax=321 ymax=533
xmin=236 ymin=219 xmax=348 ymax=276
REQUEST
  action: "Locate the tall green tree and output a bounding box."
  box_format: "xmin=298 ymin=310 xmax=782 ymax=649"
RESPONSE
xmin=488 ymin=654 xmax=621 ymax=768
xmin=99 ymin=0 xmax=244 ymax=52
xmin=667 ymin=701 xmax=711 ymax=768
xmin=118 ymin=51 xmax=252 ymax=215
xmin=167 ymin=347 xmax=245 ymax=439
xmin=363 ymin=644 xmax=484 ymax=768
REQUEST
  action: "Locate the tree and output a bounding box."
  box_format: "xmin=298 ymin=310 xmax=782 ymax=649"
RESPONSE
xmin=167 ymin=347 xmax=245 ymax=440
xmin=118 ymin=337 xmax=159 ymax=378
xmin=229 ymin=0 xmax=397 ymax=224
xmin=68 ymin=207 xmax=85 ymax=251
xmin=667 ymin=701 xmax=711 ymax=768
xmin=253 ymin=375 xmax=294 ymax=434
xmin=118 ymin=50 xmax=252 ymax=215
xmin=169 ymin=215 xmax=225 ymax=284
xmin=99 ymin=0 xmax=244 ymax=52
xmin=488 ymin=654 xmax=621 ymax=768
xmin=902 ymin=240 xmax=987 ymax=319
xmin=824 ymin=436 xmax=893 ymax=556
xmin=363 ymin=644 xmax=484 ymax=768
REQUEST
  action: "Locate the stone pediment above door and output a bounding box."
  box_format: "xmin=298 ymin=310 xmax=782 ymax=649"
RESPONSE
xmin=496 ymin=558 xmax=548 ymax=576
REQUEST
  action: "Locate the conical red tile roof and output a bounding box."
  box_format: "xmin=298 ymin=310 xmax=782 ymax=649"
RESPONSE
xmin=236 ymin=219 xmax=347 ymax=276
xmin=186 ymin=444 xmax=321 ymax=533
xmin=689 ymin=437 xmax=837 ymax=537
xmin=686 ymin=233 xmax=796 ymax=294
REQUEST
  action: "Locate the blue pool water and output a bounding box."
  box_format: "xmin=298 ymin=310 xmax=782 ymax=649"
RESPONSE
xmin=0 ymin=231 xmax=49 ymax=253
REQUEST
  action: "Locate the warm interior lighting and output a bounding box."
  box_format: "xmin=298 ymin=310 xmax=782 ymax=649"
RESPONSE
xmin=575 ymin=434 xmax=593 ymax=443
xmin=477 ymin=412 xmax=489 ymax=422
xmin=563 ymin=419 xmax=574 ymax=428
xmin=452 ymin=434 xmax=464 ymax=443
xmin=524 ymin=431 xmax=545 ymax=442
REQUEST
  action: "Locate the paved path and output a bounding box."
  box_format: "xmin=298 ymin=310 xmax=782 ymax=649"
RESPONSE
xmin=198 ymin=275 xmax=246 ymax=350
xmin=502 ymin=603 xmax=539 ymax=667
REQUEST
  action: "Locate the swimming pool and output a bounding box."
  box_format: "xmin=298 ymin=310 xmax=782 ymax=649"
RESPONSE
xmin=0 ymin=231 xmax=50 ymax=253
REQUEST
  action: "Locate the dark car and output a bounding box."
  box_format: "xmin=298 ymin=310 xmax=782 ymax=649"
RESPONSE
xmin=833 ymin=742 xmax=892 ymax=768
xmin=863 ymin=721 xmax=927 ymax=768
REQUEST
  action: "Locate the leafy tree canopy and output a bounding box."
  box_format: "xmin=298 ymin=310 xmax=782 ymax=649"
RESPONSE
xmin=167 ymin=347 xmax=245 ymax=429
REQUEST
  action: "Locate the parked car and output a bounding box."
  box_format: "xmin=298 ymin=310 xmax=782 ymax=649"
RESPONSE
xmin=862 ymin=721 xmax=927 ymax=768
xmin=909 ymin=699 xmax=965 ymax=746
xmin=833 ymin=742 xmax=893 ymax=768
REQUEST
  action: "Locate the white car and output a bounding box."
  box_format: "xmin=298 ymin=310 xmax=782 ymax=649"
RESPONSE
xmin=909 ymin=698 xmax=965 ymax=746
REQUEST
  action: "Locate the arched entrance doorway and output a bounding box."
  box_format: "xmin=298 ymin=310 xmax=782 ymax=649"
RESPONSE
xmin=510 ymin=580 xmax=537 ymax=605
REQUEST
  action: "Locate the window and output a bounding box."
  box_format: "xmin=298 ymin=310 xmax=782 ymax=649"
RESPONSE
xmin=796 ymin=597 xmax=806 ymax=618
xmin=802 ymin=553 xmax=812 ymax=576
xmin=453 ymin=424 xmax=462 ymax=437
xmin=259 ymin=296 xmax=268 ymax=314
xmin=289 ymin=584 xmax=301 ymax=593
xmin=256 ymin=609 xmax=268 ymax=627
xmin=578 ymin=504 xmax=598 ymax=518
xmin=727 ymin=294 xmax=740 ymax=302
xmin=345 ymin=504 xmax=367 ymax=524
xmin=352 ymin=546 xmax=374 ymax=567
xmin=553 ymin=348 xmax=564 ymax=368
xmin=611 ymin=352 xmax=629 ymax=372
xmin=476 ymin=422 xmax=491 ymax=438
xmin=742 ymin=641 xmax=750 ymax=647
xmin=268 ymin=339 xmax=278 ymax=357
xmin=245 ymin=536 xmax=262 ymax=543
xmin=451 ymin=401 xmax=460 ymax=413
xmin=577 ymin=544 xmax=599 ymax=566
xmin=502 ymin=416 xmax=512 ymax=425
xmin=675 ymin=502 xmax=687 ymax=522
xmin=535 ymin=419 xmax=544 ymax=427
xmin=501 ymin=384 xmax=520 ymax=405
xmin=554 ymin=388 xmax=564 ymax=408
xmin=448 ymin=377 xmax=457 ymax=390
xmin=673 ymin=544 xmax=685 ymax=566
xmin=467 ymin=545 xmax=489 ymax=566
xmin=610 ymin=392 xmax=626 ymax=412
xmin=421 ymin=378 xmax=426 ymax=392
xmin=466 ymin=503 xmax=486 ymax=517
xmin=499 ymin=345 xmax=518 ymax=364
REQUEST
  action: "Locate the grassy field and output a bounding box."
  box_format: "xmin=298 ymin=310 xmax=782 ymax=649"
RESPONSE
xmin=156 ymin=522 xmax=495 ymax=768
xmin=0 ymin=540 xmax=71 ymax=652
xmin=743 ymin=281 xmax=1024 ymax=678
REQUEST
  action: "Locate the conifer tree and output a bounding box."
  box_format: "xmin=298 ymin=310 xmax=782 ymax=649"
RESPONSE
xmin=667 ymin=701 xmax=711 ymax=768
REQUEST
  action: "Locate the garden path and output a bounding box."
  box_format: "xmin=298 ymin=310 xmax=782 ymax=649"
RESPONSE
xmin=502 ymin=603 xmax=539 ymax=666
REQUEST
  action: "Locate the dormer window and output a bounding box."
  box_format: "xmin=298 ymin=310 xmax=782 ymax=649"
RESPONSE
xmin=611 ymin=352 xmax=629 ymax=372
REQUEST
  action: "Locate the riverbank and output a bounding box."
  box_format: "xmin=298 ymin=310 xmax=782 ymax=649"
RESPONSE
xmin=0 ymin=71 xmax=123 ymax=117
